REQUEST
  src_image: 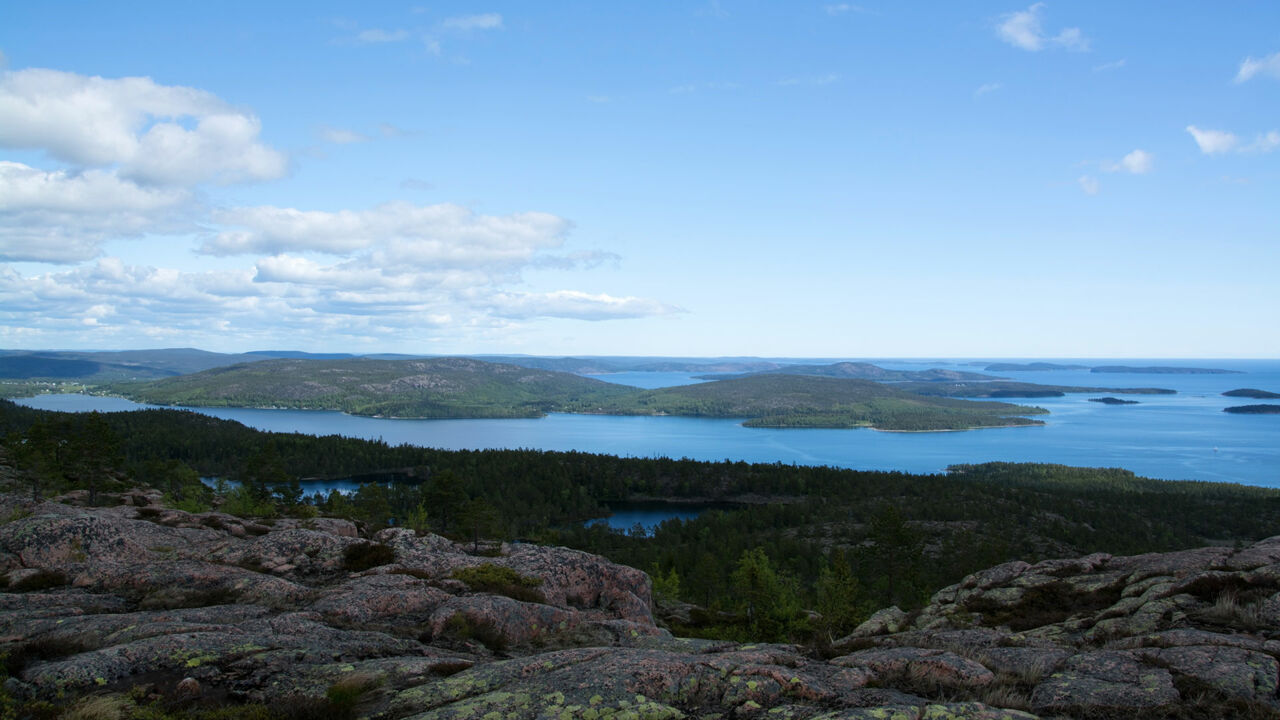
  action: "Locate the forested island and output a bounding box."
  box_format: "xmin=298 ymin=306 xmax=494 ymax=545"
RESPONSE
xmin=1223 ymin=404 xmax=1280 ymax=415
xmin=1088 ymin=397 xmax=1140 ymax=405
xmin=889 ymin=380 xmax=1174 ymax=398
xmin=1091 ymin=365 xmax=1240 ymax=374
xmin=102 ymin=357 xmax=1048 ymax=431
xmin=983 ymin=362 xmax=1091 ymax=371
xmin=1225 ymin=388 xmax=1280 ymax=399
xmin=695 ymin=361 xmax=1000 ymax=382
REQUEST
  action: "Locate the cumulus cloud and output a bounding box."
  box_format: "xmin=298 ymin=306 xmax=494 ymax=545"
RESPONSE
xmin=997 ymin=4 xmax=1089 ymax=52
xmin=1105 ymin=149 xmax=1153 ymax=174
xmin=1187 ymin=126 xmax=1278 ymax=155
xmin=1077 ymin=175 xmax=1099 ymax=195
xmin=204 ymin=202 xmax=571 ymax=268
xmin=0 ymin=161 xmax=192 ymax=262
xmin=1236 ymin=52 xmax=1280 ymax=83
xmin=0 ymin=68 xmax=288 ymax=185
xmin=441 ymin=13 xmax=503 ymax=31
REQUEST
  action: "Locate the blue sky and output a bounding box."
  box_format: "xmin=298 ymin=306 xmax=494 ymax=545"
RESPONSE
xmin=1 ymin=1 xmax=1277 ymax=357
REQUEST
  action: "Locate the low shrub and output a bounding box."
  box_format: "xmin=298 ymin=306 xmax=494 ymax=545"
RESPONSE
xmin=450 ymin=563 xmax=544 ymax=603
xmin=341 ymin=542 xmax=395 ymax=572
xmin=10 ymin=569 xmax=68 ymax=593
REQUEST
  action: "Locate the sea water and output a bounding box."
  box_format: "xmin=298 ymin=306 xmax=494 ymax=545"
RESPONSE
xmin=14 ymin=359 xmax=1279 ymax=488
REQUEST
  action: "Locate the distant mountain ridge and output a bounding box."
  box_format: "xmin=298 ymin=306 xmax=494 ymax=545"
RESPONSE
xmin=696 ymin=361 xmax=1002 ymax=383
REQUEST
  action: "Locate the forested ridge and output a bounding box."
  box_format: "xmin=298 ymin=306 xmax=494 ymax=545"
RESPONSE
xmin=5 ymin=400 xmax=1280 ymax=642
xmin=83 ymin=356 xmax=1053 ymax=431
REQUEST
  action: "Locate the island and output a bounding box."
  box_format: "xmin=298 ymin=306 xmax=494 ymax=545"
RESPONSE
xmin=1089 ymin=397 xmax=1140 ymax=405
xmin=1091 ymin=365 xmax=1241 ymax=374
xmin=695 ymin=361 xmax=1001 ymax=382
xmin=890 ymin=381 xmax=1175 ymax=398
xmin=1224 ymin=388 xmax=1280 ymax=399
xmin=1223 ymin=404 xmax=1280 ymax=415
xmin=105 ymin=357 xmax=1046 ymax=431
xmin=984 ymin=362 xmax=1091 ymax=371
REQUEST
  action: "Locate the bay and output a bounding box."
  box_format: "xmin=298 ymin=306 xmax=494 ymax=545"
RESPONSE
xmin=13 ymin=358 xmax=1280 ymax=488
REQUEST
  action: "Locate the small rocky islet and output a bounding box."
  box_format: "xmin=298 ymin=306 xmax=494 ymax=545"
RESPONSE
xmin=5 ymin=488 xmax=1280 ymax=719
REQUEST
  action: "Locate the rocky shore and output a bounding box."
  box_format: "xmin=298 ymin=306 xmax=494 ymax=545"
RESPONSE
xmin=3 ymin=490 xmax=1280 ymax=719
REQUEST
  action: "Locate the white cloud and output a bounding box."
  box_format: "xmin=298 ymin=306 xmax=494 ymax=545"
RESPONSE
xmin=1184 ymin=126 xmax=1277 ymax=156
xmin=1093 ymin=59 xmax=1126 ymax=72
xmin=1105 ymin=149 xmax=1153 ymax=174
xmin=1236 ymin=52 xmax=1280 ymax=83
xmin=997 ymin=4 xmax=1089 ymax=52
xmin=1248 ymin=130 xmax=1280 ymax=153
xmin=973 ymin=82 xmax=1002 ymax=97
xmin=0 ymin=68 xmax=288 ymax=185
xmin=1077 ymin=175 xmax=1099 ymax=195
xmin=204 ymin=202 xmax=572 ymax=270
xmin=319 ymin=126 xmax=371 ymax=144
xmin=441 ymin=13 xmax=503 ymax=31
xmin=1186 ymin=125 xmax=1238 ymax=155
xmin=0 ymin=161 xmax=192 ymax=263
xmin=486 ymin=290 xmax=681 ymax=321
xmin=355 ymin=28 xmax=410 ymax=44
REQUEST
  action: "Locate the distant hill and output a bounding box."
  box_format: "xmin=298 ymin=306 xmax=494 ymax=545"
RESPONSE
xmin=0 ymin=353 xmax=181 ymax=381
xmin=1224 ymin=388 xmax=1280 ymax=399
xmin=1092 ymin=365 xmax=1241 ymax=375
xmin=891 ymin=381 xmax=1176 ymax=398
xmin=579 ymin=374 xmax=1046 ymax=430
xmin=107 ymin=357 xmax=1047 ymax=431
xmin=985 ymin=362 xmax=1091 ymax=371
xmin=477 ymin=356 xmax=784 ymax=374
xmin=697 ymin=361 xmax=1001 ymax=383
xmin=108 ymin=357 xmax=634 ymax=418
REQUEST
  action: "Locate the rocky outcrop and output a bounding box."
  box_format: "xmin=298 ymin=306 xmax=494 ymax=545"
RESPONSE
xmin=4 ymin=493 xmax=1280 ymax=719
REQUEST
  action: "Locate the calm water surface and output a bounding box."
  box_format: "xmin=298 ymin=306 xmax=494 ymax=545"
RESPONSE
xmin=16 ymin=359 xmax=1280 ymax=488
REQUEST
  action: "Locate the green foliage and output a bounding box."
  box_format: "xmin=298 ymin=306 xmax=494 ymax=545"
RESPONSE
xmin=457 ymin=497 xmax=503 ymax=551
xmin=341 ymin=542 xmax=395 ymax=571
xmin=650 ymin=563 xmax=682 ymax=604
xmin=731 ymin=547 xmax=804 ymax=639
xmin=436 ymin=612 xmax=508 ymax=652
xmin=324 ymin=672 xmax=383 ymax=716
xmin=218 ymin=485 xmax=277 ymax=518
xmin=451 ymin=563 xmax=544 ymax=602
xmin=815 ymin=549 xmax=870 ymax=640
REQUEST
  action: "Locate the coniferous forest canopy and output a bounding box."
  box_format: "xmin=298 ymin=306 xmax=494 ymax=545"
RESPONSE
xmin=6 ymin=399 xmax=1280 ymax=642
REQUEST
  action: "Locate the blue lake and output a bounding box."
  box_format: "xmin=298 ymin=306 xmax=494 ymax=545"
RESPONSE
xmin=14 ymin=358 xmax=1280 ymax=488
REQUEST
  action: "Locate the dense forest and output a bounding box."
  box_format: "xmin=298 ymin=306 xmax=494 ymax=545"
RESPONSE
xmin=5 ymin=400 xmax=1280 ymax=643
